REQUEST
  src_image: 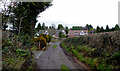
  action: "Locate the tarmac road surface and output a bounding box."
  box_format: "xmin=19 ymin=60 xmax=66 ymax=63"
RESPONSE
xmin=33 ymin=41 xmax=89 ymax=70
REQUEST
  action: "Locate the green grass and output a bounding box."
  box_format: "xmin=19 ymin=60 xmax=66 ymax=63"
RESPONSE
xmin=61 ymin=64 xmax=70 ymax=71
xmin=52 ymin=44 xmax=57 ymax=49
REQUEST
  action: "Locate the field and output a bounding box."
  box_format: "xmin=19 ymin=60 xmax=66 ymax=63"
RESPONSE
xmin=60 ymin=31 xmax=120 ymax=70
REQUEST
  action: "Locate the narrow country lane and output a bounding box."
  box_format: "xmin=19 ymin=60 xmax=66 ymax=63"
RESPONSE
xmin=33 ymin=41 xmax=88 ymax=70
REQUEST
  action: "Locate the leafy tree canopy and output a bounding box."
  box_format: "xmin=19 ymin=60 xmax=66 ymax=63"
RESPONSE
xmin=65 ymin=26 xmax=69 ymax=34
xmin=114 ymin=24 xmax=119 ymax=30
xmin=58 ymin=24 xmax=64 ymax=30
xmin=7 ymin=2 xmax=52 ymax=35
xmin=105 ymin=25 xmax=109 ymax=32
xmin=71 ymin=26 xmax=85 ymax=30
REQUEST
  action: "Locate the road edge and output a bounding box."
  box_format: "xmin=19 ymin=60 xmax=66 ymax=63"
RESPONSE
xmin=59 ymin=40 xmax=91 ymax=70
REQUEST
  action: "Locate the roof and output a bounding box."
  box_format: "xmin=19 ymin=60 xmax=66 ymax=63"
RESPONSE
xmin=39 ymin=30 xmax=45 ymax=34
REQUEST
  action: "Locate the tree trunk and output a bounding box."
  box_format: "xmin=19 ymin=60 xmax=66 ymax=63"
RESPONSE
xmin=18 ymin=17 xmax=23 ymax=35
xmin=39 ymin=42 xmax=42 ymax=50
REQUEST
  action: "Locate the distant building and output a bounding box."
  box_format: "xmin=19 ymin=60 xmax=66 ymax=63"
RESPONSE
xmin=68 ymin=30 xmax=88 ymax=37
xmin=38 ymin=29 xmax=66 ymax=37
xmin=38 ymin=30 xmax=49 ymax=35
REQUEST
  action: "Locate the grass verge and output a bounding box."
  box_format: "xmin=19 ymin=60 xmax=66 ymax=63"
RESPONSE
xmin=52 ymin=44 xmax=57 ymax=49
xmin=60 ymin=42 xmax=115 ymax=71
xmin=61 ymin=64 xmax=70 ymax=71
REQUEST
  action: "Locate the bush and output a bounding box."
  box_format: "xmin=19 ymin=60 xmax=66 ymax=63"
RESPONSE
xmin=61 ymin=31 xmax=120 ymax=70
xmin=48 ymin=35 xmax=51 ymax=43
xmin=40 ymin=36 xmax=47 ymax=48
xmin=59 ymin=32 xmax=63 ymax=38
xmin=42 ymin=34 xmax=49 ymax=43
xmin=16 ymin=49 xmax=31 ymax=58
xmin=33 ymin=35 xmax=48 ymax=49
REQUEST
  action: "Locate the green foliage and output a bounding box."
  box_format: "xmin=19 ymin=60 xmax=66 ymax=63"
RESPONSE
xmin=52 ymin=44 xmax=57 ymax=49
xmin=77 ymin=54 xmax=86 ymax=63
xmin=41 ymin=36 xmax=47 ymax=48
xmin=96 ymin=26 xmax=101 ymax=33
xmin=41 ymin=23 xmax=45 ymax=30
xmin=85 ymin=24 xmax=93 ymax=30
xmin=42 ymin=34 xmax=49 ymax=43
xmin=96 ymin=24 xmax=119 ymax=33
xmin=105 ymin=25 xmax=110 ymax=32
xmin=59 ymin=32 xmax=63 ymax=38
xmin=8 ymin=2 xmax=52 ymax=35
xmin=2 ymin=24 xmax=8 ymax=31
xmin=48 ymin=35 xmax=52 ymax=43
xmin=58 ymin=24 xmax=64 ymax=30
xmin=36 ymin=23 xmax=42 ymax=31
xmin=3 ymin=56 xmax=25 ymax=69
xmin=2 ymin=34 xmax=34 ymax=69
xmin=59 ymin=32 xmax=66 ymax=38
xmin=31 ymin=45 xmax=39 ymax=51
xmin=111 ymin=52 xmax=120 ymax=60
xmin=16 ymin=49 xmax=31 ymax=58
xmin=114 ymin=24 xmax=119 ymax=30
xmin=61 ymin=64 xmax=70 ymax=71
xmin=71 ymin=26 xmax=85 ymax=30
xmin=61 ymin=32 xmax=120 ymax=70
xmin=100 ymin=26 xmax=104 ymax=32
xmin=65 ymin=26 xmax=69 ymax=34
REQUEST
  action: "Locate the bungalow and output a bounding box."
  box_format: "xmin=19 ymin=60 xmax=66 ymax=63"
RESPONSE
xmin=68 ymin=30 xmax=88 ymax=37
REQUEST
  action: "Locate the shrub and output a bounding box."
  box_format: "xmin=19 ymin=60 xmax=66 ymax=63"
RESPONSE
xmin=48 ymin=35 xmax=51 ymax=43
xmin=16 ymin=49 xmax=31 ymax=58
xmin=59 ymin=32 xmax=64 ymax=38
xmin=111 ymin=52 xmax=120 ymax=59
xmin=40 ymin=36 xmax=47 ymax=48
xmin=62 ymin=31 xmax=120 ymax=70
xmin=42 ymin=34 xmax=49 ymax=43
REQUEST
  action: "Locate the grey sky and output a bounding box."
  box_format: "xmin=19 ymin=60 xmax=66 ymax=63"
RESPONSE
xmin=36 ymin=0 xmax=120 ymax=29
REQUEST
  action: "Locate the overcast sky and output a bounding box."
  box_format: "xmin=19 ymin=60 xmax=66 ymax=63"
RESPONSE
xmin=36 ymin=0 xmax=120 ymax=29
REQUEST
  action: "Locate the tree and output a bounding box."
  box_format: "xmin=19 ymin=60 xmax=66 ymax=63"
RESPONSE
xmin=8 ymin=2 xmax=52 ymax=35
xmin=96 ymin=26 xmax=100 ymax=33
xmin=100 ymin=26 xmax=104 ymax=32
xmin=105 ymin=25 xmax=109 ymax=32
xmin=37 ymin=23 xmax=41 ymax=31
xmin=3 ymin=24 xmax=8 ymax=31
xmin=71 ymin=26 xmax=84 ymax=30
xmin=85 ymin=24 xmax=93 ymax=34
xmin=59 ymin=32 xmax=63 ymax=38
xmin=65 ymin=26 xmax=69 ymax=34
xmin=110 ymin=27 xmax=115 ymax=31
xmin=51 ymin=24 xmax=56 ymax=29
xmin=114 ymin=24 xmax=119 ymax=30
xmin=85 ymin=24 xmax=93 ymax=30
xmin=42 ymin=22 xmax=45 ymax=30
xmin=58 ymin=24 xmax=63 ymax=30
xmin=49 ymin=26 xmax=52 ymax=29
xmin=2 ymin=1 xmax=13 ymax=31
xmin=45 ymin=26 xmax=48 ymax=30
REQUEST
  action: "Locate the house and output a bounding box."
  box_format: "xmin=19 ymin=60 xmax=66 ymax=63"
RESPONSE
xmin=38 ymin=30 xmax=45 ymax=35
xmin=62 ymin=30 xmax=66 ymax=35
xmin=38 ymin=29 xmax=66 ymax=37
xmin=44 ymin=30 xmax=49 ymax=35
xmin=68 ymin=30 xmax=88 ymax=37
